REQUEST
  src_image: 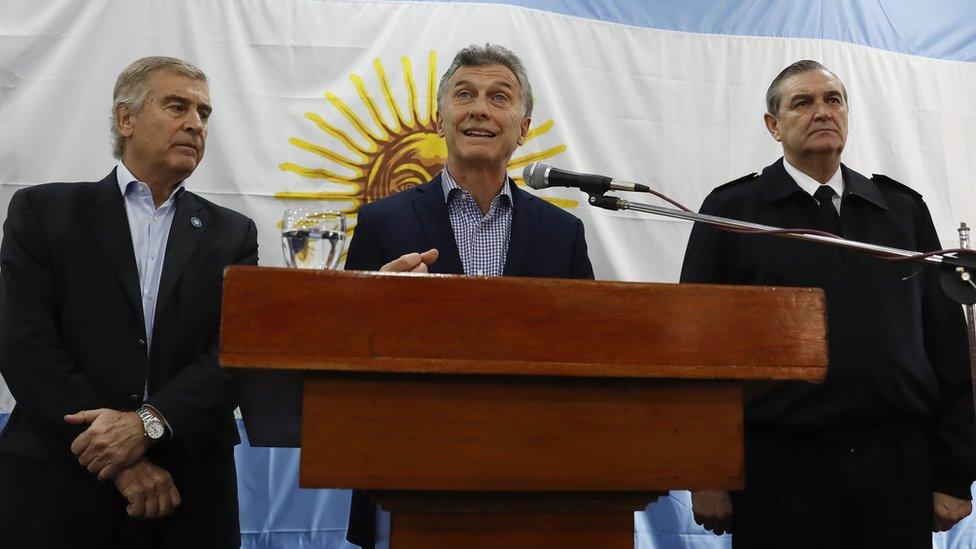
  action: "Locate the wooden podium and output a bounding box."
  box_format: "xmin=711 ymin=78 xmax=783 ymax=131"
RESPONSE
xmin=220 ymin=266 xmax=826 ymax=548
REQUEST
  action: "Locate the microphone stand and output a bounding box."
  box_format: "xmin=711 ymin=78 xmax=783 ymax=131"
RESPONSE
xmin=959 ymin=223 xmax=976 ymax=414
xmin=586 ymin=193 xmax=976 ymax=305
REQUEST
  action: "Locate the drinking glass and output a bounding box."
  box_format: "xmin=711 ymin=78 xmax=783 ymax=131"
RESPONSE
xmin=280 ymin=208 xmax=346 ymax=269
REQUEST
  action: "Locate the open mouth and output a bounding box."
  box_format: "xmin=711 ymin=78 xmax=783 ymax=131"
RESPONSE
xmin=462 ymin=129 xmax=496 ymax=138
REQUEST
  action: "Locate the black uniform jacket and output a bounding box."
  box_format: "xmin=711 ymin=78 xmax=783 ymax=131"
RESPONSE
xmin=680 ymin=158 xmax=976 ymax=499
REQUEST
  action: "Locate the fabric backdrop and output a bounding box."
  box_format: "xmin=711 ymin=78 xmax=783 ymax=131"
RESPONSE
xmin=1 ymin=1 xmax=974 ymax=547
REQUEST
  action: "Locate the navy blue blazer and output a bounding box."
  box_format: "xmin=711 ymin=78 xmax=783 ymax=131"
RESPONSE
xmin=343 ymin=173 xmax=593 ymax=548
xmin=0 ymin=169 xmax=257 ymax=545
xmin=344 ymin=173 xmax=593 ymax=278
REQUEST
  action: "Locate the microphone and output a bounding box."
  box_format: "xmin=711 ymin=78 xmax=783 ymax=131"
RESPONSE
xmin=522 ymin=162 xmax=650 ymax=194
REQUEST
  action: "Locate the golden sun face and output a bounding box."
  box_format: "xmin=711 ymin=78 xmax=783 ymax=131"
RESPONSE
xmin=277 ymin=51 xmax=577 ymax=233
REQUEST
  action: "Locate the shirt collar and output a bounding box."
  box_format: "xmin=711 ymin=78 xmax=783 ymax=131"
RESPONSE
xmin=782 ymin=158 xmax=844 ymax=200
xmin=440 ymin=167 xmax=512 ymax=205
xmin=116 ymin=161 xmax=186 ymax=203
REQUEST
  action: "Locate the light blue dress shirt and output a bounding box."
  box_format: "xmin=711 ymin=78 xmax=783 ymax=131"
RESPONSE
xmin=116 ymin=163 xmax=184 ymax=433
xmin=116 ymin=162 xmax=184 ymax=351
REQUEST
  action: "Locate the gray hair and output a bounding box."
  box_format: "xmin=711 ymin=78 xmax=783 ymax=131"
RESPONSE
xmin=765 ymin=60 xmax=848 ymax=115
xmin=111 ymin=56 xmax=207 ymax=159
xmin=436 ymin=44 xmax=533 ymax=117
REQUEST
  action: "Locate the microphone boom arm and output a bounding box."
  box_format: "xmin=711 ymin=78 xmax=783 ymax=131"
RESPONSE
xmin=588 ymin=194 xmax=976 ymax=304
xmin=592 ymin=195 xmax=945 ymax=264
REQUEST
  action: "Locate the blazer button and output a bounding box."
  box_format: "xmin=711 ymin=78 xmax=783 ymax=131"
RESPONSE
xmin=129 ymin=394 xmax=142 ymax=404
xmin=137 ymin=338 xmax=147 ymax=349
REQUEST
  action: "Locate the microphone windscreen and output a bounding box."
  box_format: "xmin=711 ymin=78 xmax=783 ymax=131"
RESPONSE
xmin=522 ymin=162 xmax=549 ymax=189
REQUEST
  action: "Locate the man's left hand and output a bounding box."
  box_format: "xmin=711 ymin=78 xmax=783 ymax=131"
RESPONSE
xmin=65 ymin=408 xmax=148 ymax=480
xmin=933 ymin=491 xmax=973 ymax=532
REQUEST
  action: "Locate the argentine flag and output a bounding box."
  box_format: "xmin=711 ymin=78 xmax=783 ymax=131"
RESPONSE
xmin=1 ymin=1 xmax=974 ymax=547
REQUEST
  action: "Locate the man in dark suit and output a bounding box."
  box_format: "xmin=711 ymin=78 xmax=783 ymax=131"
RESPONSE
xmin=343 ymin=43 xmax=593 ymax=548
xmin=681 ymin=60 xmax=976 ymax=548
xmin=0 ymin=56 xmax=257 ymax=548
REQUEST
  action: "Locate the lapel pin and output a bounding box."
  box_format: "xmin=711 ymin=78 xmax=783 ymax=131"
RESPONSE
xmin=190 ymin=216 xmax=203 ymax=228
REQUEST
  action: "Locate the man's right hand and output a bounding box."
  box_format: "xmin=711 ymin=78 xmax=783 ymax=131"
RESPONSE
xmin=380 ymin=248 xmax=439 ymax=273
xmin=691 ymin=490 xmax=733 ymax=535
xmin=113 ymin=458 xmax=181 ymax=519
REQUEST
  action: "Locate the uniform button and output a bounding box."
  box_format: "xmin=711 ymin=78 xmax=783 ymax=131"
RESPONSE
xmin=129 ymin=394 xmax=142 ymax=404
xmin=137 ymin=338 xmax=147 ymax=349
xmin=849 ymin=447 xmax=856 ymax=456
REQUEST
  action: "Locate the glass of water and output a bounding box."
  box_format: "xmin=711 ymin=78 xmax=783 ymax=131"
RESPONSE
xmin=281 ymin=208 xmax=346 ymax=269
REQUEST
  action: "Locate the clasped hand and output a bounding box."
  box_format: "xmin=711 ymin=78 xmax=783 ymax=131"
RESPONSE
xmin=65 ymin=408 xmax=148 ymax=480
xmin=65 ymin=408 xmax=180 ymax=518
xmin=691 ymin=490 xmax=733 ymax=536
xmin=113 ymin=458 xmax=181 ymax=518
xmin=933 ymin=491 xmax=972 ymax=532
xmin=690 ymin=489 xmax=972 ymax=535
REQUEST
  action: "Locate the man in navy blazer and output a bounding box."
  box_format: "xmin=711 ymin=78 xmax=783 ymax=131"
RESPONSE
xmin=0 ymin=56 xmax=256 ymax=548
xmin=343 ymin=43 xmax=593 ymax=548
xmin=345 ymin=172 xmax=592 ymax=277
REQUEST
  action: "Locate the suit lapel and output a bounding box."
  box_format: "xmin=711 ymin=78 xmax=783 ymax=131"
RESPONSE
xmin=760 ymin=158 xmax=808 ymax=204
xmin=504 ymin=180 xmax=539 ymax=276
xmin=411 ymin=175 xmax=464 ymax=274
xmin=83 ymin=169 xmax=144 ymax=323
xmin=154 ymin=191 xmax=206 ymax=327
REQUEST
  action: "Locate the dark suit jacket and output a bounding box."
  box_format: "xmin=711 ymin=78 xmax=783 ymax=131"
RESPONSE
xmin=680 ymin=158 xmax=976 ymax=498
xmin=345 ymin=174 xmax=593 ymax=278
xmin=0 ymin=169 xmax=258 ymax=544
xmin=343 ymin=173 xmax=594 ymax=548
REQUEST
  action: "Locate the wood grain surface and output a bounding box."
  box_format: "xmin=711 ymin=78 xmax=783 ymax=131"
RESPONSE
xmin=300 ymin=375 xmax=743 ymax=491
xmin=221 ymin=266 xmax=827 ymax=381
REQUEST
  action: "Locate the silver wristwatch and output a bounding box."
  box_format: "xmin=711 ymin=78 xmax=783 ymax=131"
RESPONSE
xmin=137 ymin=406 xmax=165 ymax=440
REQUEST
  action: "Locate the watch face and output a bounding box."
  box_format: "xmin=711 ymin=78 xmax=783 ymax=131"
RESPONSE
xmin=139 ymin=409 xmax=165 ymax=439
xmin=145 ymin=420 xmax=165 ymax=439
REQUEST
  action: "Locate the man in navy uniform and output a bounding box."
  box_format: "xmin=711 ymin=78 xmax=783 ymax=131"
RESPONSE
xmin=681 ymin=60 xmax=975 ymax=548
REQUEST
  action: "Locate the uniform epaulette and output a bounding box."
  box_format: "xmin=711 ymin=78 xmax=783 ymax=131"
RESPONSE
xmin=714 ymin=172 xmax=759 ymax=192
xmin=871 ymin=173 xmax=922 ymax=199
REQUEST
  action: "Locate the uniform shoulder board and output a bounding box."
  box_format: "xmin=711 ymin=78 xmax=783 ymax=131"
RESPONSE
xmin=871 ymin=174 xmax=922 ymax=199
xmin=714 ymin=172 xmax=759 ymax=192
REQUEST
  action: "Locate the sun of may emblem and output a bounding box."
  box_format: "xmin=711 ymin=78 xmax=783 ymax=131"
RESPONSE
xmin=277 ymin=51 xmax=578 ymax=224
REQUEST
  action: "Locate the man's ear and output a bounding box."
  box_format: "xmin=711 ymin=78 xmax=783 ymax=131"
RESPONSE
xmin=435 ymin=110 xmax=444 ymax=137
xmin=116 ymin=104 xmax=135 ymax=139
xmin=517 ymin=116 xmax=531 ymax=146
xmin=763 ymin=112 xmax=781 ymax=142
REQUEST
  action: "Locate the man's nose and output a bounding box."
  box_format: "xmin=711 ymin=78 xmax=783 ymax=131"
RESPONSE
xmin=812 ymin=101 xmax=832 ymax=121
xmin=184 ymin=110 xmax=205 ymax=132
xmin=467 ymin=95 xmax=490 ymax=118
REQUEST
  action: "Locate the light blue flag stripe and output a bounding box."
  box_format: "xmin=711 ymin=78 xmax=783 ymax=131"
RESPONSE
xmin=423 ymin=0 xmax=976 ymax=61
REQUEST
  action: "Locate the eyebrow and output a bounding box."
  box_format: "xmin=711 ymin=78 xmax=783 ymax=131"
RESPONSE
xmin=790 ymin=89 xmax=842 ymax=99
xmin=162 ymin=94 xmax=213 ymax=114
xmin=453 ymin=78 xmax=516 ymax=92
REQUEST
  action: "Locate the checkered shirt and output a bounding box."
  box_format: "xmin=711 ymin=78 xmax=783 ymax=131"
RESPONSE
xmin=441 ymin=169 xmax=513 ymax=276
